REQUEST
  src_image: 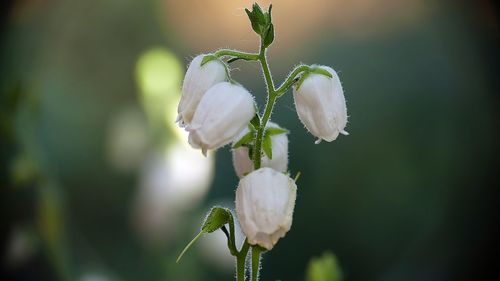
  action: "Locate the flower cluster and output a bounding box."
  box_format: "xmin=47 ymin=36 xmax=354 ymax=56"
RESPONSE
xmin=175 ymin=3 xmax=349 ymax=281
xmin=177 ymin=57 xmax=348 ymax=250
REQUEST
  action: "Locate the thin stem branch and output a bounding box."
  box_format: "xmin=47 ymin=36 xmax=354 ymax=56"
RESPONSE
xmin=275 ymin=65 xmax=311 ymax=95
xmin=215 ymin=49 xmax=260 ymax=61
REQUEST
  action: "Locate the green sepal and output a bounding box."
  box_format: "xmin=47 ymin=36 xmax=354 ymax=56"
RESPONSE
xmin=245 ymin=3 xmax=273 ymax=41
xmin=202 ymin=207 xmax=232 ymax=233
xmin=250 ymin=113 xmax=261 ymax=130
xmin=265 ymin=126 xmax=288 ymax=137
xmin=311 ymin=66 xmax=333 ymax=78
xmin=295 ymin=66 xmax=333 ymax=90
xmin=201 ymin=54 xmax=219 ymax=66
xmin=232 ymin=131 xmax=254 ymax=149
xmin=262 ymin=134 xmax=273 ymax=159
xmin=262 ymin=23 xmax=274 ymax=48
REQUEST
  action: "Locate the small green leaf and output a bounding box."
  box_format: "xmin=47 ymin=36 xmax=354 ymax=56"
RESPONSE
xmin=263 ymin=23 xmax=274 ymax=48
xmin=232 ymin=132 xmax=254 ymax=149
xmin=202 ymin=207 xmax=232 ymax=233
xmin=262 ymin=134 xmax=273 ymax=159
xmin=250 ymin=114 xmax=261 ymax=130
xmin=265 ymin=127 xmax=289 ymax=137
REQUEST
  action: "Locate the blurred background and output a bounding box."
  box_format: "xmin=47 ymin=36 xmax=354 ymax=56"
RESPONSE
xmin=1 ymin=0 xmax=499 ymax=280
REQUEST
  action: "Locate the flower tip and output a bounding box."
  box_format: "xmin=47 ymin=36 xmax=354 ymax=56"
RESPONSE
xmin=202 ymin=148 xmax=208 ymax=157
xmin=340 ymin=130 xmax=349 ymax=136
xmin=314 ymin=138 xmax=322 ymax=145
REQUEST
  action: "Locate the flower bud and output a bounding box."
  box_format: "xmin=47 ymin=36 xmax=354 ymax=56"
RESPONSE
xmin=293 ymin=66 xmax=348 ymax=144
xmin=235 ymin=167 xmax=297 ymax=250
xmin=187 ymin=82 xmax=255 ymax=155
xmin=177 ymin=54 xmax=227 ymax=127
xmin=232 ymin=122 xmax=288 ymax=178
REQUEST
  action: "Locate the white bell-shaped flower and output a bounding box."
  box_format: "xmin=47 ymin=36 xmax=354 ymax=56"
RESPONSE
xmin=293 ymin=66 xmax=348 ymax=144
xmin=235 ymin=167 xmax=297 ymax=250
xmin=187 ymin=82 xmax=255 ymax=155
xmin=232 ymin=122 xmax=288 ymax=178
xmin=177 ymin=54 xmax=227 ymax=127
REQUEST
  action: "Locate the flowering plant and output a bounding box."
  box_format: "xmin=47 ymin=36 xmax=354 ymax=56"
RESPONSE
xmin=176 ymin=3 xmax=348 ymax=280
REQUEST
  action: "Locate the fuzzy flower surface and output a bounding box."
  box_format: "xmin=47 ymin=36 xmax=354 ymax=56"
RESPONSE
xmin=177 ymin=54 xmax=227 ymax=127
xmin=187 ymin=82 xmax=255 ymax=155
xmin=293 ymin=66 xmax=348 ymax=144
xmin=235 ymin=167 xmax=297 ymax=250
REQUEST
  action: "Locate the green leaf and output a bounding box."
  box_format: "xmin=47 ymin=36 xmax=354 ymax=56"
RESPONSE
xmin=250 ymin=114 xmax=261 ymax=130
xmin=263 ymin=23 xmax=274 ymax=48
xmin=306 ymin=251 xmax=342 ymax=281
xmin=262 ymin=134 xmax=273 ymax=159
xmin=232 ymin=131 xmax=254 ymax=149
xmin=265 ymin=126 xmax=288 ymax=137
xmin=202 ymin=207 xmax=232 ymax=233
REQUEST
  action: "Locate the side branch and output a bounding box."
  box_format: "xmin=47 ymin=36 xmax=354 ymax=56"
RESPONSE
xmin=215 ymin=49 xmax=260 ymax=61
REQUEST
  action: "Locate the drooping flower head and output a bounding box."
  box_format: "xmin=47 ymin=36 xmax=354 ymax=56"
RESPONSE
xmin=187 ymin=82 xmax=255 ymax=156
xmin=177 ymin=54 xmax=227 ymax=127
xmin=235 ymin=167 xmax=297 ymax=250
xmin=293 ymin=66 xmax=348 ymax=144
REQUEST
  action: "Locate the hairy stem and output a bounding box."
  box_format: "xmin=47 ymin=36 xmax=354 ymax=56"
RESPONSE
xmin=275 ymin=64 xmax=311 ymax=95
xmin=251 ymin=247 xmax=262 ymax=281
xmin=215 ymin=49 xmax=260 ymax=61
xmin=253 ymin=42 xmax=278 ymax=169
xmin=236 ymin=240 xmax=251 ymax=281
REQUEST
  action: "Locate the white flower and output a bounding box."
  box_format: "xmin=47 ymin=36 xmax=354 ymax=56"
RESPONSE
xmin=293 ymin=66 xmax=348 ymax=144
xmin=232 ymin=122 xmax=288 ymax=178
xmin=177 ymin=54 xmax=227 ymax=127
xmin=187 ymin=82 xmax=255 ymax=155
xmin=235 ymin=167 xmax=297 ymax=250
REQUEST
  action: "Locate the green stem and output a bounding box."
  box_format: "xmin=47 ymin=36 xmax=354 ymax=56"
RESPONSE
xmin=236 ymin=240 xmax=251 ymax=281
xmin=253 ymin=41 xmax=277 ymax=169
xmin=227 ymin=215 xmax=238 ymax=256
xmin=275 ymin=65 xmax=311 ymax=95
xmin=258 ymin=43 xmax=275 ymax=95
xmin=215 ymin=49 xmax=260 ymax=61
xmin=251 ymin=246 xmax=262 ymax=281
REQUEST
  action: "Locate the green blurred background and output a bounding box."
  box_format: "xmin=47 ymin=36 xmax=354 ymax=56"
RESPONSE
xmin=1 ymin=0 xmax=499 ymax=280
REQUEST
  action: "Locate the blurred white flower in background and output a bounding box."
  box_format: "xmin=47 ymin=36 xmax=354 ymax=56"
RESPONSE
xmin=4 ymin=225 xmax=37 ymax=268
xmin=132 ymin=141 xmax=214 ymax=244
xmin=106 ymin=107 xmax=149 ymax=172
